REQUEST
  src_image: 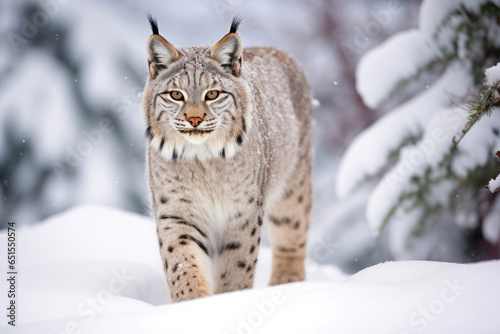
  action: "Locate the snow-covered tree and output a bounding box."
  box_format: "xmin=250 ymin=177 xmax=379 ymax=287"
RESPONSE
xmin=337 ymin=0 xmax=500 ymax=258
xmin=0 ymin=1 xmax=149 ymax=226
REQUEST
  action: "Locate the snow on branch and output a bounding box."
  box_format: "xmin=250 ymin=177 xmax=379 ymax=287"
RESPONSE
xmin=488 ymin=172 xmax=500 ymax=194
xmin=454 ymin=63 xmax=500 ymax=144
xmin=337 ymin=65 xmax=471 ymax=200
xmin=356 ymin=30 xmax=438 ymax=109
xmin=338 ymin=0 xmax=500 ymax=251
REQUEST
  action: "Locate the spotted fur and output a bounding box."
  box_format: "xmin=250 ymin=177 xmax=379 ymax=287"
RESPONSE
xmin=143 ymin=17 xmax=313 ymax=302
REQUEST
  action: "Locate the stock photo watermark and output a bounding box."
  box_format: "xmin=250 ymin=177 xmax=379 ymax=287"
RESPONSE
xmin=52 ymin=268 xmax=134 ymax=334
xmin=6 ymin=0 xmax=72 ymax=54
xmin=399 ymin=277 xmax=467 ymax=333
xmin=228 ymin=288 xmax=287 ymax=334
xmin=384 ymin=109 xmax=469 ymax=190
xmin=51 ymin=86 xmax=143 ymax=180
xmin=212 ymin=0 xmax=243 ymax=20
xmin=341 ymin=0 xmax=406 ymax=60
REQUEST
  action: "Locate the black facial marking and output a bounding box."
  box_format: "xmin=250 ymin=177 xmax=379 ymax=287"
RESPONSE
xmin=220 ymin=148 xmax=226 ymax=158
xmin=159 ymin=137 xmax=165 ymax=150
xmin=236 ymin=134 xmax=243 ymax=145
xmin=172 ymin=149 xmax=178 ymax=161
xmin=156 ymin=110 xmax=165 ymax=122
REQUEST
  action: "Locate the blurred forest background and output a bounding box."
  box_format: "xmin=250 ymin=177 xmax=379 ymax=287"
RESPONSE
xmin=1 ymin=0 xmax=498 ymax=273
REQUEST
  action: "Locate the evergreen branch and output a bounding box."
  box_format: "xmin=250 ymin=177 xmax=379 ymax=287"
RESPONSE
xmin=376 ymin=2 xmax=500 ymax=108
xmin=453 ymin=79 xmax=500 ymax=144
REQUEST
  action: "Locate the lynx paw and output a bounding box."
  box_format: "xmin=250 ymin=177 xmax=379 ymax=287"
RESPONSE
xmin=269 ymin=256 xmax=305 ymax=286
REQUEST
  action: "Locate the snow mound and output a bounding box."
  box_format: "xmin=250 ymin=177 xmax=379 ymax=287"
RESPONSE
xmin=1 ymin=205 xmax=499 ymax=334
xmin=485 ymin=62 xmax=500 ymax=87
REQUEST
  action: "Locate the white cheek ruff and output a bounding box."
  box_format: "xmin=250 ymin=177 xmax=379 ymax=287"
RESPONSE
xmin=149 ymin=129 xmax=242 ymax=162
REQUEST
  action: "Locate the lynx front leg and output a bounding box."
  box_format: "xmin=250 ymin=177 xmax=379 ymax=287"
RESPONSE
xmin=267 ymin=168 xmax=312 ymax=285
xmin=157 ymin=216 xmax=212 ymax=302
xmin=215 ymin=212 xmax=263 ymax=294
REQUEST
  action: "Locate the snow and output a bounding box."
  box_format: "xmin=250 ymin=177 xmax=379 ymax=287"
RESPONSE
xmin=338 ymin=0 xmax=500 ymax=250
xmin=1 ymin=205 xmax=499 ymax=334
xmin=419 ymin=0 xmax=495 ymax=42
xmin=485 ymin=62 xmax=500 ymax=87
xmin=356 ymin=29 xmax=435 ymax=108
xmin=452 ymin=110 xmax=500 ymax=177
xmin=365 ymin=104 xmax=500 ymax=234
xmin=337 ymin=64 xmax=471 ymax=200
xmin=488 ymin=172 xmax=500 ymax=194
xmin=483 ymin=196 xmax=500 ymax=244
xmin=356 ymin=0 xmax=500 ymax=108
xmin=0 ymin=51 xmax=81 ymax=163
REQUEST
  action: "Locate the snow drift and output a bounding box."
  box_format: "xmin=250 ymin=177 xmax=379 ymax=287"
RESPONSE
xmin=0 ymin=205 xmax=499 ymax=334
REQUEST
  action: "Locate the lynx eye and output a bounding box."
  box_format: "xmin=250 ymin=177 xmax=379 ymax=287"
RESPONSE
xmin=205 ymin=90 xmax=220 ymax=101
xmin=170 ymin=91 xmax=184 ymax=101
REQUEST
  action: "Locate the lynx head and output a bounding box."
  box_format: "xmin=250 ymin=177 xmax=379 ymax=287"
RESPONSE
xmin=141 ymin=16 xmax=252 ymax=161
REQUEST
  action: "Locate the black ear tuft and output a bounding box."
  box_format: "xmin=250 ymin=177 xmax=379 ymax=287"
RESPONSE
xmin=147 ymin=13 xmax=159 ymax=35
xmin=229 ymin=16 xmax=243 ymax=34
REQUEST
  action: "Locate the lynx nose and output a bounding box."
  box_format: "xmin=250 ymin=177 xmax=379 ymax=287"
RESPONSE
xmin=188 ymin=117 xmax=203 ymax=128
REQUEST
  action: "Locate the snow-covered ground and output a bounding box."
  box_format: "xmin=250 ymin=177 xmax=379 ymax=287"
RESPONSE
xmin=1 ymin=205 xmax=499 ymax=334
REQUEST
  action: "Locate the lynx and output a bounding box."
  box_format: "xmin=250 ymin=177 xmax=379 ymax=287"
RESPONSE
xmin=142 ymin=16 xmax=313 ymax=302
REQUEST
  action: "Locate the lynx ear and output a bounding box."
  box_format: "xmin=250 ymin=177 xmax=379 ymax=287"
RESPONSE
xmin=146 ymin=15 xmax=179 ymax=79
xmin=211 ymin=17 xmax=243 ymax=77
